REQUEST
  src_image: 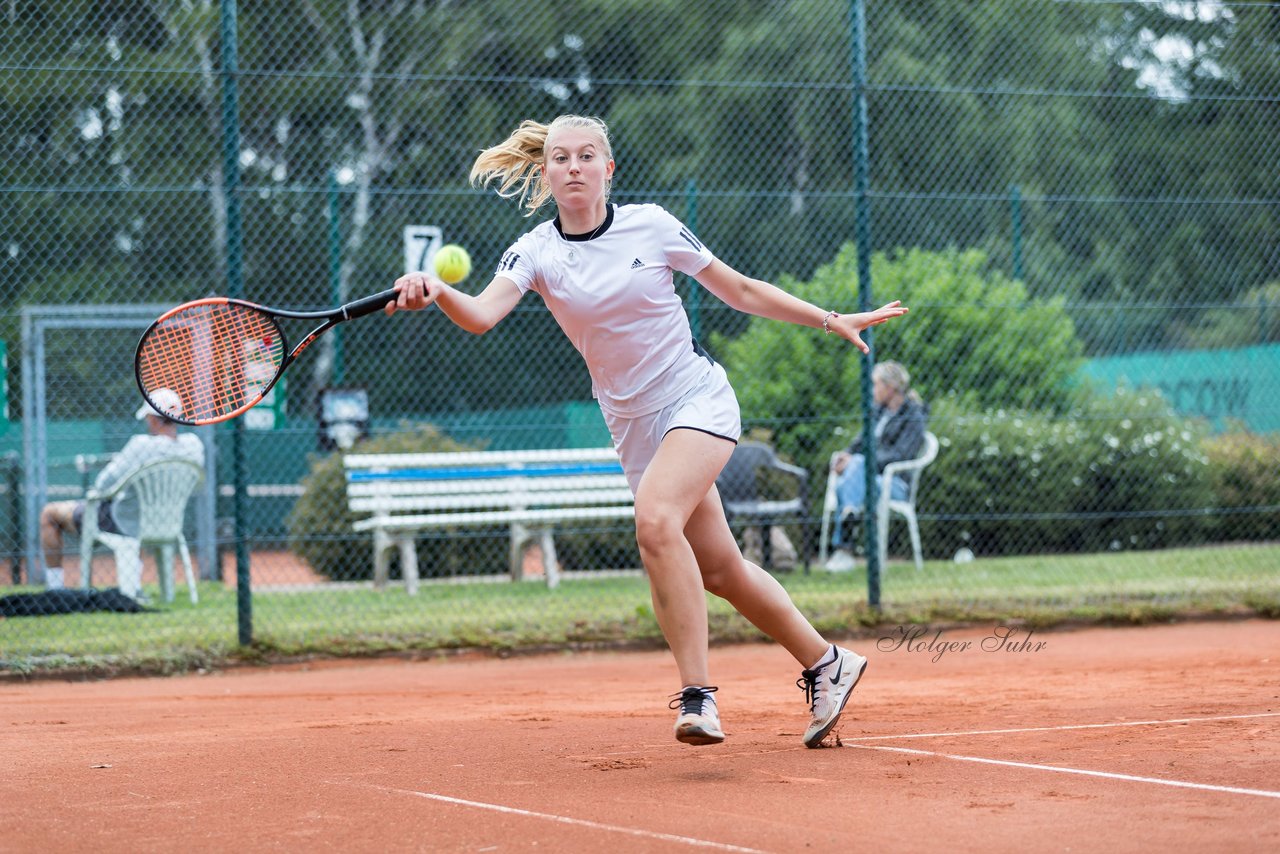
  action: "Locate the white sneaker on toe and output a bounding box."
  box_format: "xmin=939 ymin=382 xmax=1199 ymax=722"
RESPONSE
xmin=824 ymin=550 xmax=857 ymax=572
xmin=669 ymin=686 xmax=725 ymax=745
xmin=798 ymin=647 xmax=867 ymax=748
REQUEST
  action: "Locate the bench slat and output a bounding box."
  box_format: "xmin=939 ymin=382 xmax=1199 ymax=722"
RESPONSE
xmin=347 ymin=461 xmax=622 ymax=483
xmin=347 ymin=474 xmax=630 ymax=500
xmin=350 ymin=488 xmax=637 ymax=514
xmin=344 ymin=447 xmax=622 ymax=469
xmin=353 ymin=504 xmax=635 ymax=533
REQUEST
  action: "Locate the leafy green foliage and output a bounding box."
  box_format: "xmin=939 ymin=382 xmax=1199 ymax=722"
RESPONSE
xmin=1204 ymin=430 xmax=1280 ymax=542
xmin=717 ymin=244 xmax=1083 ymax=480
xmin=918 ymin=388 xmax=1215 ymax=558
xmin=1168 ymin=281 xmax=1280 ymax=350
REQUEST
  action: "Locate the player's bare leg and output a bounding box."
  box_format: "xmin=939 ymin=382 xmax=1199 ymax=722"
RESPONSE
xmin=633 ymin=429 xmax=732 ymax=686
xmin=683 ymin=488 xmax=828 ymax=667
xmin=633 ymin=428 xmax=733 ymax=743
xmin=685 ymin=483 xmax=867 ymax=747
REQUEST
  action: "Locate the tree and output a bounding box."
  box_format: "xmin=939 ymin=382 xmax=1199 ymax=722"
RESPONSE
xmin=3 ymin=0 xmax=1276 ymax=424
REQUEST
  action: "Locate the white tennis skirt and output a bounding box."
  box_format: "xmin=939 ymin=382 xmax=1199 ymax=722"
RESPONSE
xmin=603 ymin=363 xmax=742 ymax=495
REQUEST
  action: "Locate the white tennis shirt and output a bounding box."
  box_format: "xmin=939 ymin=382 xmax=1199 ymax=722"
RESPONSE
xmin=496 ymin=203 xmax=717 ymax=418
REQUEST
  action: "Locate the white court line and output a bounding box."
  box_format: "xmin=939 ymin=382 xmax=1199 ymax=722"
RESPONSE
xmin=847 ymin=744 xmax=1280 ymax=801
xmin=844 ymin=711 xmax=1280 ymax=742
xmin=351 ymin=783 xmax=770 ymax=853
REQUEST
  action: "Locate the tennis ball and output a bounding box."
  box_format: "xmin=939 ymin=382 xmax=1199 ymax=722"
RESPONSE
xmin=433 ymin=244 xmax=472 ymax=284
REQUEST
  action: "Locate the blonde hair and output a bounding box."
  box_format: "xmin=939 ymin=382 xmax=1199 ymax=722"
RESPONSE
xmin=872 ymin=361 xmax=922 ymax=404
xmin=469 ymin=115 xmax=613 ymax=216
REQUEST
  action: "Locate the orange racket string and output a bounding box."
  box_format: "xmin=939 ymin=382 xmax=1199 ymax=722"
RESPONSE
xmin=137 ymin=302 xmax=285 ymax=423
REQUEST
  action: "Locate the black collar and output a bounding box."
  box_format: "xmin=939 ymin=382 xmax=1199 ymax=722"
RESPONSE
xmin=554 ymin=204 xmax=614 ymax=241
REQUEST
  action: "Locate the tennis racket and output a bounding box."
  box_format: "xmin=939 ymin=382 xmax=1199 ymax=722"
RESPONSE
xmin=134 ymin=288 xmax=399 ymax=426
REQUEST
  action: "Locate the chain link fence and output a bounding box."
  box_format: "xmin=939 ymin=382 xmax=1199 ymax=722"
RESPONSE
xmin=2 ymin=0 xmax=1277 ymax=672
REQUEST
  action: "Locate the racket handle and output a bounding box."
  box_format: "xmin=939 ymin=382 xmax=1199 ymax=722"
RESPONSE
xmin=342 ymin=287 xmax=401 ymax=320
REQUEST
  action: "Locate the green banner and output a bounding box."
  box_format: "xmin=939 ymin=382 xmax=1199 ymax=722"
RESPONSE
xmin=0 ymin=340 xmax=7 ymax=435
xmin=1079 ymin=344 xmax=1280 ymax=434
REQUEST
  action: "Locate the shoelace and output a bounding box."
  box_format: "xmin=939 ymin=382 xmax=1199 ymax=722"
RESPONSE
xmin=668 ymin=685 xmax=718 ymax=716
xmin=796 ymin=669 xmax=820 ymax=712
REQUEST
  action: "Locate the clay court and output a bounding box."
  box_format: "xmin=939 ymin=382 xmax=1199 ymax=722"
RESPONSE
xmin=5 ymin=618 xmax=1278 ymax=852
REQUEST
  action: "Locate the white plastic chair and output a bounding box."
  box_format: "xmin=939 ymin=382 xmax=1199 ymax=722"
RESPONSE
xmin=819 ymin=432 xmax=939 ymax=570
xmin=79 ymin=458 xmax=205 ymax=603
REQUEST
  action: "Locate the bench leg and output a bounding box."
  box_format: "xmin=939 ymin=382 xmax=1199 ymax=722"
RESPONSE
xmin=373 ymin=529 xmax=392 ymax=590
xmin=539 ymin=528 xmax=560 ymax=590
xmin=509 ymin=522 xmax=528 ymax=582
xmin=398 ymin=536 xmax=419 ymax=595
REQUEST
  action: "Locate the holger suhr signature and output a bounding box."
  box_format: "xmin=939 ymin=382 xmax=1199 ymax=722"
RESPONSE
xmin=876 ymin=625 xmax=1048 ymax=663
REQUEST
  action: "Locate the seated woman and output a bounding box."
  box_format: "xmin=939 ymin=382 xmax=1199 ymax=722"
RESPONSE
xmin=826 ymin=361 xmax=929 ymax=571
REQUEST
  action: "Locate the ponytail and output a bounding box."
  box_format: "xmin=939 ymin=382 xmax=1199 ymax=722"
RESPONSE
xmin=470 ymin=120 xmax=554 ymax=216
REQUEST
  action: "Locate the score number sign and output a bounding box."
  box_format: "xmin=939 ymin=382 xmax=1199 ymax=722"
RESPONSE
xmin=403 ymin=225 xmax=442 ymax=275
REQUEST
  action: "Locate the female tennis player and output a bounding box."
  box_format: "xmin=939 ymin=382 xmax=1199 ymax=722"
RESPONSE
xmin=388 ymin=115 xmax=907 ymax=748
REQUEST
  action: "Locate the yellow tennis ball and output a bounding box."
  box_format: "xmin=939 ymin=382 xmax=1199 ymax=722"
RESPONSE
xmin=433 ymin=244 xmax=472 ymax=284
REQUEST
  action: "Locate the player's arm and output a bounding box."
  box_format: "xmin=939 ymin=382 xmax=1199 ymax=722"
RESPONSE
xmin=693 ymin=258 xmax=907 ymax=354
xmin=387 ymin=273 xmax=522 ymax=335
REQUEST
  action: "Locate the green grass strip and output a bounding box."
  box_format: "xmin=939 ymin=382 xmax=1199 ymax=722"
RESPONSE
xmin=2 ymin=543 xmax=1277 ymax=677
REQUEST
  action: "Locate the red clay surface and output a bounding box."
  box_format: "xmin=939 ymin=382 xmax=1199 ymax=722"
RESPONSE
xmin=5 ymin=619 xmax=1279 ymax=852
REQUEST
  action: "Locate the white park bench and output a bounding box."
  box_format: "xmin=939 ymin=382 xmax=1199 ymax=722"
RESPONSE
xmin=343 ymin=447 xmax=635 ymax=593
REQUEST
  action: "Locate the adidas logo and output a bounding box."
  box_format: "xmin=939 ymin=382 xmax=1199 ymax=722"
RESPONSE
xmin=630 ymin=258 xmax=644 ymax=269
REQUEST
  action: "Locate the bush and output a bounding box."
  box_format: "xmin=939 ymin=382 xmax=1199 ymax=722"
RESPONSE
xmin=1204 ymin=430 xmax=1280 ymax=542
xmin=919 ymin=386 xmax=1216 ymax=558
xmin=716 ymin=244 xmax=1084 ymax=493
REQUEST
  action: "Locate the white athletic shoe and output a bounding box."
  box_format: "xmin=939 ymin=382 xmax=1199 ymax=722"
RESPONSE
xmin=798 ymin=646 xmax=867 ymax=748
xmin=824 ymin=550 xmax=858 ymax=572
xmin=669 ymin=686 xmax=725 ymax=745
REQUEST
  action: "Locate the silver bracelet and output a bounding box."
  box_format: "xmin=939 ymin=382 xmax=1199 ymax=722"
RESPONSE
xmin=822 ymin=310 xmax=840 ymax=334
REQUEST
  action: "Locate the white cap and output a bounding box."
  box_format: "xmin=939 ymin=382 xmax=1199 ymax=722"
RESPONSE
xmin=136 ymin=388 xmax=184 ymax=421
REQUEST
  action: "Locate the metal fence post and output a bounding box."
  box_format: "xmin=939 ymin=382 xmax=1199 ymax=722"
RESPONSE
xmin=848 ymin=0 xmax=880 ymax=607
xmin=221 ymin=0 xmax=252 ymax=646
xmin=329 ymin=169 xmax=345 ymax=386
xmin=685 ymin=179 xmax=702 ymax=343
xmin=4 ymin=451 xmax=20 ymax=585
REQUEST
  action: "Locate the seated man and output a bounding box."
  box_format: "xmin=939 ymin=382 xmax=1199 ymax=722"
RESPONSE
xmin=39 ymin=389 xmax=205 ymax=590
xmin=826 ymin=361 xmax=929 ymax=571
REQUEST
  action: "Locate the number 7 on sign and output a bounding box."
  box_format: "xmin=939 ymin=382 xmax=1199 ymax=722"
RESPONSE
xmin=403 ymin=225 xmax=442 ymax=275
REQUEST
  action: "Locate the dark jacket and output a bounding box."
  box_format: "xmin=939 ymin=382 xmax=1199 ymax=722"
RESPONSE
xmin=847 ymin=398 xmax=929 ymax=473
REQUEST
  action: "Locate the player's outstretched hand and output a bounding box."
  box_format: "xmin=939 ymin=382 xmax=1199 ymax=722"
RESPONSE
xmin=828 ymin=300 xmax=908 ymax=355
xmin=387 ymin=272 xmax=446 ymax=315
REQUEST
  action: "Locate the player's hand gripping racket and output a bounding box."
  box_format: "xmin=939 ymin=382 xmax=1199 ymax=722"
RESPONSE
xmin=134 ymin=288 xmax=398 ymax=426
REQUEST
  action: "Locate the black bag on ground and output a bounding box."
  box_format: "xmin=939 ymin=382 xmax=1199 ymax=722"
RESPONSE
xmin=0 ymin=588 xmax=147 ymax=617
